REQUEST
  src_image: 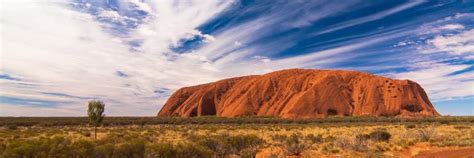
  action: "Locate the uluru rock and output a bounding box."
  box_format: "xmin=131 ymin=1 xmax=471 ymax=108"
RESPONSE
xmin=158 ymin=69 xmax=440 ymax=119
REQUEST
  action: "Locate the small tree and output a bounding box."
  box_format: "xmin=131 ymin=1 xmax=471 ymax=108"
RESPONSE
xmin=87 ymin=100 xmax=105 ymax=139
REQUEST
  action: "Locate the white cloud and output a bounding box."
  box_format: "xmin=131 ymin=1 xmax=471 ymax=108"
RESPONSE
xmin=129 ymin=0 xmax=152 ymax=13
xmin=187 ymin=30 xmax=215 ymax=43
xmin=390 ymin=62 xmax=474 ymax=101
xmin=439 ymin=23 xmax=465 ymax=30
xmin=425 ymin=29 xmax=474 ymax=55
xmin=464 ymin=55 xmax=474 ymax=60
xmin=97 ymin=9 xmax=128 ymax=24
xmin=253 ymin=56 xmax=271 ymax=63
xmin=0 ymin=0 xmax=236 ymax=116
xmin=420 ymin=23 xmax=466 ymax=35
xmin=1 ymin=0 xmax=471 ymax=116
xmin=234 ymin=41 xmax=242 ymax=46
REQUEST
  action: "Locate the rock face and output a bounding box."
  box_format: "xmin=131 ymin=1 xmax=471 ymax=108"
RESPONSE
xmin=158 ymin=69 xmax=440 ymax=118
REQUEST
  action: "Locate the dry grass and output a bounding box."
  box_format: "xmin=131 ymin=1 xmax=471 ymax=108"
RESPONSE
xmin=1 ymin=120 xmax=473 ymax=157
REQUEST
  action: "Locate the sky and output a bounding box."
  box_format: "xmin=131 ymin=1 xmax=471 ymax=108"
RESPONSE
xmin=0 ymin=0 xmax=473 ymax=116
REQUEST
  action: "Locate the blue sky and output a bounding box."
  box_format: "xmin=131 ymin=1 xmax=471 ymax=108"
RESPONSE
xmin=1 ymin=0 xmax=473 ymax=116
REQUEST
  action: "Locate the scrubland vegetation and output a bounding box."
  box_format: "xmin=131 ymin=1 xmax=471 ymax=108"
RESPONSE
xmin=0 ymin=116 xmax=473 ymax=157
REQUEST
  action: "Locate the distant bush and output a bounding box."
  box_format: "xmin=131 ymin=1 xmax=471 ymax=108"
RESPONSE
xmin=453 ymin=125 xmax=470 ymax=130
xmin=369 ymin=131 xmax=391 ymax=142
xmin=2 ymin=116 xmax=474 ymax=127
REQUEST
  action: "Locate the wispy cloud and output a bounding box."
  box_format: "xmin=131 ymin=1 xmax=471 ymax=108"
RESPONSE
xmin=390 ymin=62 xmax=473 ymax=100
xmin=1 ymin=0 xmax=472 ymax=116
xmin=1 ymin=0 xmax=242 ymax=116
xmin=424 ymin=29 xmax=474 ymax=55
xmin=314 ymin=0 xmax=426 ymax=36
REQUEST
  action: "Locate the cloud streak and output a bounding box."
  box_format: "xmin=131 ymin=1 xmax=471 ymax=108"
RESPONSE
xmin=1 ymin=0 xmax=473 ymax=116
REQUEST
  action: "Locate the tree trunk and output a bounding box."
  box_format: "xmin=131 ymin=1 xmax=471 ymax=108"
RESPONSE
xmin=94 ymin=126 xmax=97 ymax=139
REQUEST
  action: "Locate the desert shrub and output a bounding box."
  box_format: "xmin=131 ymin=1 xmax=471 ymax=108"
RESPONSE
xmin=396 ymin=139 xmax=415 ymax=148
xmin=2 ymin=137 xmax=75 ymax=158
xmin=95 ymin=143 xmax=115 ymax=158
xmin=191 ymin=133 xmax=264 ymax=157
xmin=227 ymin=134 xmax=264 ymax=157
xmin=281 ymin=133 xmax=310 ymax=156
xmin=334 ymin=137 xmax=353 ymax=150
xmin=322 ymin=143 xmax=340 ymax=154
xmin=323 ymin=135 xmax=337 ymax=142
xmin=440 ymin=120 xmax=450 ymax=124
xmin=405 ymin=124 xmax=416 ymax=129
xmin=112 ymin=140 xmax=145 ymax=158
xmin=82 ymin=132 xmax=91 ymax=137
xmin=372 ymin=142 xmax=391 ymax=152
xmin=71 ymin=139 xmax=95 ymax=157
xmin=453 ymin=125 xmax=470 ymax=130
xmin=305 ymin=134 xmax=323 ymax=144
xmin=417 ymin=125 xmax=436 ymax=141
xmin=352 ymin=137 xmax=369 ymax=152
xmin=271 ymin=134 xmax=287 ymax=143
xmin=7 ymin=125 xmax=17 ymax=130
xmin=2 ymin=139 xmax=38 ymax=158
xmin=355 ymin=134 xmax=370 ymax=142
xmin=192 ymin=134 xmax=232 ymax=157
xmin=175 ymin=143 xmax=213 ymax=158
xmin=146 ymin=142 xmax=212 ymax=158
xmin=146 ymin=143 xmax=175 ymax=157
xmin=369 ymin=130 xmax=391 ymax=142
